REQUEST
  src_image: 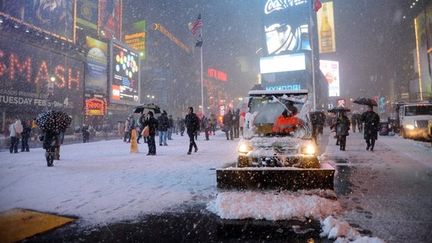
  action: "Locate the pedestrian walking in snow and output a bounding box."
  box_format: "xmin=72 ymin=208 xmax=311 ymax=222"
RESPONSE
xmin=334 ymin=112 xmax=350 ymax=151
xmin=185 ymin=107 xmax=200 ymax=154
xmin=168 ymin=114 xmax=174 ymax=140
xmin=361 ymin=105 xmax=380 ymax=151
xmin=178 ymin=118 xmax=185 ymax=136
xmin=21 ymin=120 xmax=31 ymax=152
xmin=142 ymin=111 xmax=158 ymax=155
xmin=223 ymin=110 xmax=234 ymax=140
xmin=158 ymin=111 xmax=169 ymax=146
xmin=351 ymin=113 xmax=358 ymax=133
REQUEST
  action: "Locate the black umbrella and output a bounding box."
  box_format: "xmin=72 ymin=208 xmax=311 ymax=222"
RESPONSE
xmin=328 ymin=107 xmax=351 ymax=113
xmin=353 ymin=97 xmax=378 ymax=106
xmin=36 ymin=110 xmax=72 ymax=133
xmin=134 ymin=103 xmax=161 ymax=114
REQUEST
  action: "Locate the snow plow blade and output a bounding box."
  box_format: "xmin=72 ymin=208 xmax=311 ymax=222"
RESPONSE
xmin=216 ymin=162 xmax=334 ymax=191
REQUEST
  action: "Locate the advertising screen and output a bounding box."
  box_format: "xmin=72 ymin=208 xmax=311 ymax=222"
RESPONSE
xmin=110 ymin=40 xmax=140 ymax=105
xmin=76 ymin=0 xmax=98 ymax=31
xmin=99 ymin=0 xmax=122 ymax=40
xmin=320 ymin=60 xmax=340 ymax=97
xmin=0 ymin=36 xmax=84 ymax=113
xmin=317 ymin=1 xmax=336 ymax=53
xmin=85 ymin=37 xmax=108 ymax=95
xmin=262 ymin=0 xmax=310 ymax=55
xmin=260 ymin=53 xmax=306 ymax=74
xmin=0 ymin=0 xmax=75 ymax=42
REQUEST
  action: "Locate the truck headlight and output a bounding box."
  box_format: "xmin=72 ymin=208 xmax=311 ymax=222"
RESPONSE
xmin=301 ymin=143 xmax=316 ymax=155
xmin=238 ymin=142 xmax=253 ymax=154
xmin=405 ymin=124 xmax=415 ymax=130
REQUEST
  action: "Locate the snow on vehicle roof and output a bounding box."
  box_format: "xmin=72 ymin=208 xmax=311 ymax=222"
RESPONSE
xmin=248 ymin=89 xmax=309 ymax=96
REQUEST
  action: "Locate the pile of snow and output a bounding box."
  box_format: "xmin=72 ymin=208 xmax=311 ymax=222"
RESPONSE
xmin=320 ymin=216 xmax=385 ymax=243
xmin=208 ymin=190 xmax=385 ymax=242
xmin=207 ymin=190 xmax=340 ymax=221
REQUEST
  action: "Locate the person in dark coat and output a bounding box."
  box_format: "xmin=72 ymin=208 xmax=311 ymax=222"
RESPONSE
xmin=158 ymin=111 xmax=169 ymax=146
xmin=185 ymin=107 xmax=200 ymax=154
xmin=82 ymin=124 xmax=90 ymax=143
xmin=167 ymin=115 xmax=174 ymax=140
xmin=177 ymin=118 xmax=185 ymax=136
xmin=143 ymin=111 xmax=159 ymax=155
xmin=223 ymin=110 xmax=233 ymax=140
xmin=334 ymin=112 xmax=350 ymax=151
xmin=351 ymin=113 xmax=358 ymax=133
xmin=41 ymin=130 xmax=60 ymax=167
xmin=233 ymin=109 xmax=240 ymax=138
xmin=361 ymin=105 xmax=380 ymax=151
xmin=21 ymin=120 xmax=32 ymax=152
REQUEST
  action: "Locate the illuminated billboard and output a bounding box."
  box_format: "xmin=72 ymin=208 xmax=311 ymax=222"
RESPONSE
xmin=260 ymin=53 xmax=306 ymax=74
xmin=110 ymin=40 xmax=140 ymax=105
xmin=320 ymin=60 xmax=340 ymax=97
xmin=76 ymin=0 xmax=98 ymax=31
xmin=0 ymin=0 xmax=75 ymax=42
xmin=99 ymin=0 xmax=122 ymax=40
xmin=85 ymin=37 xmax=107 ymax=95
xmin=0 ymin=36 xmax=84 ymax=112
xmin=317 ymin=1 xmax=336 ymax=53
xmin=262 ymin=0 xmax=310 ymax=55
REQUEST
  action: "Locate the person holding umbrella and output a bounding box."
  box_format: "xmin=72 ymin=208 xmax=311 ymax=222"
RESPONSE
xmin=361 ymin=105 xmax=380 ymax=151
xmin=142 ymin=111 xmax=158 ymax=155
xmin=36 ymin=110 xmax=72 ymax=166
xmin=354 ymin=97 xmax=380 ymax=151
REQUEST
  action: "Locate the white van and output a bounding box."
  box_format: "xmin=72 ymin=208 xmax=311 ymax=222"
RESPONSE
xmin=399 ymin=102 xmax=432 ymax=140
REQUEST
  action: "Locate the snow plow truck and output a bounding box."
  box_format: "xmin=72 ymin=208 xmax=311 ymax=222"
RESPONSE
xmin=216 ymin=89 xmax=334 ymax=191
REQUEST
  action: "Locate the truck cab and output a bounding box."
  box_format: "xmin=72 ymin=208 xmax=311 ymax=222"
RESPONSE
xmin=399 ymin=102 xmax=432 ymax=140
xmin=237 ymin=89 xmax=319 ymax=168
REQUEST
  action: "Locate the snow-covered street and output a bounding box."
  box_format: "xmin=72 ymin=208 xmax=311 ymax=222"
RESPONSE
xmin=0 ymin=132 xmax=237 ymax=225
xmin=1 ymin=130 xmax=432 ymax=242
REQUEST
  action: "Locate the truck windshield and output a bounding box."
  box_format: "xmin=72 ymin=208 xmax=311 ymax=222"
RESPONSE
xmin=404 ymin=105 xmax=432 ymax=116
xmin=249 ymin=96 xmax=304 ymax=125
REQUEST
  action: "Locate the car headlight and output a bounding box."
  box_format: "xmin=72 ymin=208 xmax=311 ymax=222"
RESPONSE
xmin=238 ymin=142 xmax=253 ymax=154
xmin=301 ymin=143 xmax=316 ymax=155
xmin=405 ymin=124 xmax=415 ymax=130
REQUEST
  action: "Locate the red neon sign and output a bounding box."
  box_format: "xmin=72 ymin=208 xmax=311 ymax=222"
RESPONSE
xmin=207 ymin=68 xmax=227 ymax=82
xmin=0 ymin=49 xmax=81 ymax=90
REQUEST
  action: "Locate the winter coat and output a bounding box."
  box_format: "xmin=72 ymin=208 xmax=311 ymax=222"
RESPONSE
xmin=143 ymin=117 xmax=159 ymax=136
xmin=335 ymin=115 xmax=350 ymax=136
xmin=8 ymin=123 xmax=16 ymax=137
xmin=185 ymin=112 xmax=200 ymax=133
xmin=223 ymin=112 xmax=233 ymax=127
xmin=158 ymin=114 xmax=170 ymax=131
xmin=361 ymin=110 xmax=380 ymax=140
xmin=14 ymin=120 xmax=23 ymax=134
xmin=124 ymin=119 xmax=130 ymax=132
xmin=168 ymin=117 xmax=174 ymax=128
xmin=21 ymin=123 xmax=32 ymax=138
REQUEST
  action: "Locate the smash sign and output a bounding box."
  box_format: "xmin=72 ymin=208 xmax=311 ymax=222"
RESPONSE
xmin=0 ymin=37 xmax=83 ymax=111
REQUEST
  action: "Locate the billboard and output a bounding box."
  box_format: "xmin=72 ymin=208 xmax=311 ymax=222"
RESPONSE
xmin=320 ymin=60 xmax=340 ymax=97
xmin=76 ymin=0 xmax=98 ymax=31
xmin=0 ymin=0 xmax=75 ymax=42
xmin=317 ymin=1 xmax=336 ymax=53
xmin=98 ymin=0 xmax=122 ymax=40
xmin=0 ymin=36 xmax=84 ymax=113
xmin=262 ymin=0 xmax=310 ymax=55
xmin=85 ymin=36 xmax=108 ymax=95
xmin=260 ymin=53 xmax=306 ymax=74
xmin=110 ymin=40 xmax=140 ymax=105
